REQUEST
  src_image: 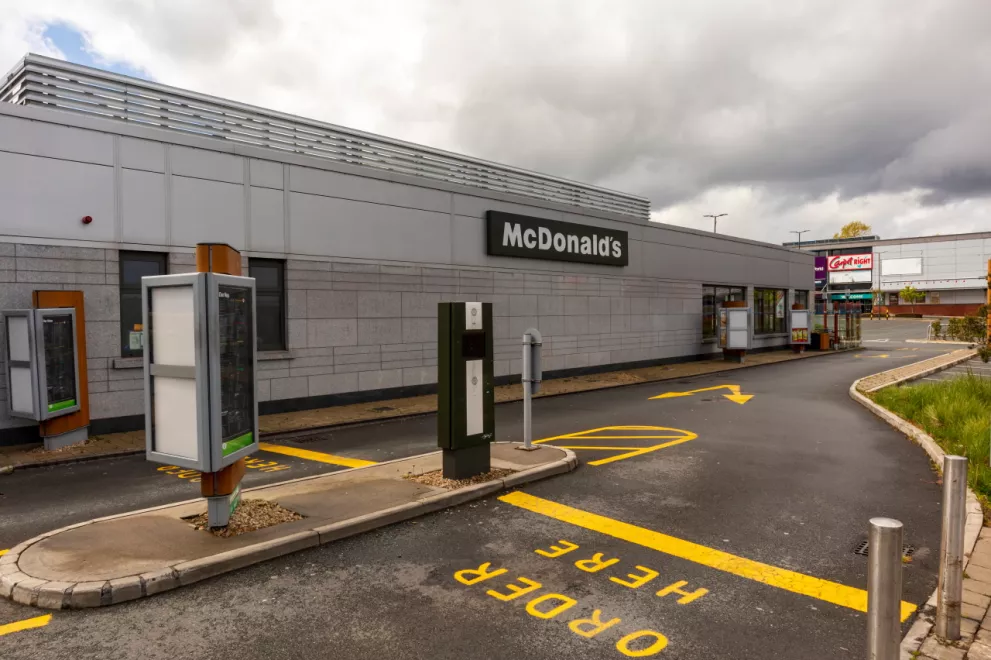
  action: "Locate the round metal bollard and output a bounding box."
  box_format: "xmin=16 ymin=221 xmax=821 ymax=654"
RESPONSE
xmin=936 ymin=455 xmax=968 ymax=641
xmin=867 ymin=517 xmax=903 ymax=660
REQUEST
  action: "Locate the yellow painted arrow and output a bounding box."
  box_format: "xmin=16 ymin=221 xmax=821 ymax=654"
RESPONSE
xmin=650 ymin=384 xmax=753 ymax=405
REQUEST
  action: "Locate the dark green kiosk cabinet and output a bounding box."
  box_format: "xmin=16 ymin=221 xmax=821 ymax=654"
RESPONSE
xmin=438 ymin=302 xmax=494 ymax=479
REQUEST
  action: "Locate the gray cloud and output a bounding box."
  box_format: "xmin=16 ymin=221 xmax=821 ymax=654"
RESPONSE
xmin=5 ymin=0 xmax=989 ymax=241
xmin=416 ymin=0 xmax=991 ymax=211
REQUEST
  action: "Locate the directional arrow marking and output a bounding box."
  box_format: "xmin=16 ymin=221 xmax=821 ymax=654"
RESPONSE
xmin=650 ymin=384 xmax=753 ymax=405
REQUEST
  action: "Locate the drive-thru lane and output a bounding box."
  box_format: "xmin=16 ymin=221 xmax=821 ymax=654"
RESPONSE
xmin=0 ymin=343 xmax=954 ymax=658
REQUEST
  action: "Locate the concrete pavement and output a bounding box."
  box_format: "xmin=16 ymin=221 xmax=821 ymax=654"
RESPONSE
xmin=0 ymin=338 xmax=960 ymax=658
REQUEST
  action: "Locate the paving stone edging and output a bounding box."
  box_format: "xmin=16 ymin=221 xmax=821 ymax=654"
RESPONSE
xmin=0 ymin=446 xmax=579 ymax=609
xmin=856 ymin=348 xmax=977 ymax=394
xmin=850 ymin=363 xmax=985 ymax=659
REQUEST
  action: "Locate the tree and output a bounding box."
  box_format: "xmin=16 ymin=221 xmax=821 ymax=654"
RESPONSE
xmin=833 ymin=221 xmax=872 ymax=239
xmin=899 ymin=285 xmax=926 ymax=315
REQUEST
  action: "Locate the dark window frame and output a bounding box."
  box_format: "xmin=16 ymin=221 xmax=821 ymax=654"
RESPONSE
xmin=119 ymin=251 xmax=168 ymax=358
xmin=754 ymin=288 xmax=787 ymax=335
xmin=248 ymin=258 xmax=287 ymax=352
xmin=702 ymin=284 xmax=747 ymax=341
xmin=794 ymin=290 xmax=810 ymax=309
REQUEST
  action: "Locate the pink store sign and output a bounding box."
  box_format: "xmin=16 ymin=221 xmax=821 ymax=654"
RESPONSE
xmin=827 ymin=253 xmax=873 ymax=271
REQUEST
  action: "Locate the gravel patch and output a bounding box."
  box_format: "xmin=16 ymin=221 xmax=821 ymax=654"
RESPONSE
xmin=184 ymin=498 xmax=303 ymax=537
xmin=404 ymin=468 xmax=514 ymax=490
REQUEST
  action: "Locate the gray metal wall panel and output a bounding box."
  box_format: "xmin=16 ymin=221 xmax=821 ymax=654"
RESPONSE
xmin=0 ymin=151 xmax=115 ymax=242
xmin=170 ymin=146 xmax=243 ymax=184
xmin=288 ymin=192 xmax=452 ymax=263
xmin=250 ymin=159 xmax=283 ymax=189
xmin=119 ymin=138 xmax=165 ymax=173
xmin=453 ymin=193 xmax=563 ymax=222
xmin=248 ymin=187 xmax=285 ymax=253
xmin=121 ymin=169 xmax=167 ymax=245
xmin=0 ymin=114 xmax=114 ymax=165
xmin=290 ymin=166 xmax=451 ymax=214
xmin=170 ymin=176 xmax=245 ymax=249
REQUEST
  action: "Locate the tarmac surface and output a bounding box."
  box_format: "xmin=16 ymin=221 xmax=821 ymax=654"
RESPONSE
xmin=0 ymin=319 xmax=958 ymax=659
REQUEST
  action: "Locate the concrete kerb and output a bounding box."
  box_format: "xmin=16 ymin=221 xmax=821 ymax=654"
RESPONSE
xmin=1 ymin=445 xmax=578 ymax=610
xmin=857 ymin=349 xmax=977 ymax=394
xmin=849 ymin=362 xmax=985 ymax=660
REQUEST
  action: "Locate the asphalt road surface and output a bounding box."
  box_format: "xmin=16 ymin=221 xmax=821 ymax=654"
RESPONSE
xmin=860 ymin=317 xmax=938 ymax=343
xmin=0 ymin=341 xmax=955 ymax=659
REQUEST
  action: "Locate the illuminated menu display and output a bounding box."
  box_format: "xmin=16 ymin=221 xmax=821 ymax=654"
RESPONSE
xmin=42 ymin=314 xmax=76 ymax=413
xmin=218 ymin=285 xmax=254 ymax=456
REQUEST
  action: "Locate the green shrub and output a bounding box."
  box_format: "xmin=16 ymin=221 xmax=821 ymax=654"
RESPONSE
xmin=873 ymin=375 xmax=991 ymax=502
xmin=948 ymin=317 xmax=965 ymax=340
xmin=931 ymin=320 xmax=942 ymax=339
xmin=979 ymin=344 xmax=991 ymax=364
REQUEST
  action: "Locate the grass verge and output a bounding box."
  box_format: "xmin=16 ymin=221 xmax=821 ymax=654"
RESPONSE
xmin=872 ymin=374 xmax=991 ymax=505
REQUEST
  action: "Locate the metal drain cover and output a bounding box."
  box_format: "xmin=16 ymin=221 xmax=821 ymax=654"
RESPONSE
xmin=854 ymin=540 xmax=915 ymax=557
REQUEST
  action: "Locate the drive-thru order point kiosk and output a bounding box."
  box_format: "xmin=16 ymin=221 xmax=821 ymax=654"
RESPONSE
xmin=3 ymin=290 xmax=90 ymax=450
xmin=437 ymin=301 xmax=495 ymax=479
xmin=143 ymin=243 xmax=258 ymax=528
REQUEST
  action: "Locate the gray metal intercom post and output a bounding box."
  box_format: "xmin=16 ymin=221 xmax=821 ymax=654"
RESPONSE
xmin=3 ymin=308 xmax=81 ymax=423
xmin=142 ymin=272 xmax=259 ymax=528
xmin=437 ymin=302 xmax=495 ymax=479
xmin=520 ymin=328 xmax=542 ymax=451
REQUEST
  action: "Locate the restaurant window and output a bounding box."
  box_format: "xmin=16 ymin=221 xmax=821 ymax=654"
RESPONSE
xmin=119 ymin=251 xmax=167 ymax=357
xmin=794 ymin=290 xmax=809 ymax=309
xmin=889 ymin=292 xmax=899 ymax=306
xmin=929 ymin=291 xmax=940 ymax=304
xmin=702 ymin=285 xmax=746 ymax=340
xmin=248 ymin=258 xmax=286 ymax=351
xmin=754 ymin=288 xmax=786 ymax=335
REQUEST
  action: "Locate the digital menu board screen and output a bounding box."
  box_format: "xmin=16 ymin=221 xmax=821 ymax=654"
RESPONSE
xmin=218 ymin=285 xmax=254 ymax=456
xmin=42 ymin=314 xmax=76 ymax=413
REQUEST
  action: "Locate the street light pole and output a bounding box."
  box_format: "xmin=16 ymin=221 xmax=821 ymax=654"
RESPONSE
xmin=704 ymin=213 xmax=727 ymax=233
xmin=790 ymin=229 xmax=810 ymax=250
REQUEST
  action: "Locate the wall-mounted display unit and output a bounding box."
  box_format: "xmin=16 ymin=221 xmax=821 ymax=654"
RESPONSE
xmin=3 ymin=308 xmax=81 ymax=421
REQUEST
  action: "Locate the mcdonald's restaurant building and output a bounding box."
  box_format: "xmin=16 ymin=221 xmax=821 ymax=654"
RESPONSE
xmin=0 ymin=55 xmax=813 ymax=446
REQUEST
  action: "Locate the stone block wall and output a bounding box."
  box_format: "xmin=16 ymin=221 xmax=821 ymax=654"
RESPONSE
xmin=1 ymin=242 xmax=735 ymax=436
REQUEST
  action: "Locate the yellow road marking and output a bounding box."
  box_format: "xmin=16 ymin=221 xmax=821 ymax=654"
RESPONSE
xmin=500 ymin=491 xmax=917 ymax=621
xmin=534 ymin=426 xmax=698 ymax=466
xmin=258 ymin=442 xmax=377 ymax=468
xmin=587 ymin=437 xmax=697 ymax=466
xmin=556 ymin=446 xmax=648 ymax=451
xmin=0 ymin=549 xmax=7 ymax=557
xmin=650 ymin=384 xmax=754 ymax=405
xmin=0 ymin=614 xmax=52 ymax=637
xmin=560 ymin=435 xmax=686 ymax=440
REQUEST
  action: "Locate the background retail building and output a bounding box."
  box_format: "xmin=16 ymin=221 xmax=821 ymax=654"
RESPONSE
xmin=783 ymin=232 xmax=991 ymax=316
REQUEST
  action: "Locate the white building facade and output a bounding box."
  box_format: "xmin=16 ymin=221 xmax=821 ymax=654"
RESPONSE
xmin=0 ymin=55 xmax=813 ymax=445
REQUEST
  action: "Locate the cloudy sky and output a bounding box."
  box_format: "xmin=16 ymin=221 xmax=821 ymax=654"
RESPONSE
xmin=2 ymin=0 xmax=989 ymax=244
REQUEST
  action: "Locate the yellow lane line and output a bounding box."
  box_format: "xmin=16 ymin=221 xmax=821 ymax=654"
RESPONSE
xmin=0 ymin=549 xmax=7 ymax=556
xmin=499 ymin=491 xmax=917 ymax=621
xmin=258 ymin=443 xmax=377 ymax=468
xmin=556 ymin=446 xmax=648 ymax=451
xmin=0 ymin=614 xmax=52 ymax=637
xmin=561 ymin=435 xmax=686 ymax=440
xmin=588 ymin=436 xmax=697 ymax=466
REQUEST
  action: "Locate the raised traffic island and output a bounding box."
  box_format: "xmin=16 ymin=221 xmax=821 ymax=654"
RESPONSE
xmin=0 ymin=443 xmax=576 ymax=609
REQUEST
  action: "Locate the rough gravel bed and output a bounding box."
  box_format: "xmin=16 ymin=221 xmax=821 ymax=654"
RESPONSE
xmin=404 ymin=468 xmax=514 ymax=490
xmin=185 ymin=498 xmax=303 ymax=537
